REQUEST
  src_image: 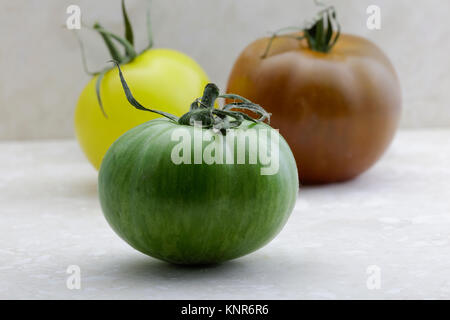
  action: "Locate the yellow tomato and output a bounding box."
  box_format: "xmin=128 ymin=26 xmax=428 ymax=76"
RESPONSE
xmin=75 ymin=48 xmax=209 ymax=169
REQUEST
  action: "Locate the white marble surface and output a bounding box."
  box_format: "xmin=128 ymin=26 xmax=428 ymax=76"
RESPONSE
xmin=1 ymin=129 xmax=450 ymax=300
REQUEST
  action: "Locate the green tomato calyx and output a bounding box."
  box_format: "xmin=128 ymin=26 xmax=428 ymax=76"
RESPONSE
xmin=111 ymin=61 xmax=271 ymax=134
xmin=261 ymin=2 xmax=341 ymax=58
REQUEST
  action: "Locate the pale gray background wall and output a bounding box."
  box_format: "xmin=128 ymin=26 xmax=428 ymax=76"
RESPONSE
xmin=0 ymin=0 xmax=449 ymax=140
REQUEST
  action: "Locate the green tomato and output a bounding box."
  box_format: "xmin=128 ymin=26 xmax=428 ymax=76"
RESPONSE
xmin=98 ymin=118 xmax=298 ymax=265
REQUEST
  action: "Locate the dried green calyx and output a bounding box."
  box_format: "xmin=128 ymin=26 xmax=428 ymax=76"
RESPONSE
xmin=112 ymin=61 xmax=271 ymax=135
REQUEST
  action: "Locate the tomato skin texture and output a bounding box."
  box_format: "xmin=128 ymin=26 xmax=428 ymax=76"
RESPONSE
xmin=75 ymin=49 xmax=209 ymax=170
xmin=98 ymin=119 xmax=298 ymax=265
xmin=227 ymin=34 xmax=402 ymax=184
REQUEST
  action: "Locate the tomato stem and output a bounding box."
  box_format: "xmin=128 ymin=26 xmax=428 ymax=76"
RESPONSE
xmin=73 ymin=0 xmax=154 ymax=118
xmin=112 ymin=60 xmax=179 ymax=122
xmin=111 ymin=62 xmax=271 ymax=134
xmin=261 ymin=4 xmax=340 ymax=58
xmin=144 ymin=0 xmax=154 ymax=51
xmin=93 ymin=23 xmax=137 ymax=61
xmin=121 ymin=0 xmax=134 ymax=46
xmin=200 ymin=84 xmax=219 ymax=109
xmin=95 ymin=70 xmax=108 ymax=118
xmin=93 ymin=22 xmax=124 ymax=62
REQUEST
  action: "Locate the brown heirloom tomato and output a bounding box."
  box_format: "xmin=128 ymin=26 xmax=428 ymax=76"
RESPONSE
xmin=226 ymin=9 xmax=402 ymax=184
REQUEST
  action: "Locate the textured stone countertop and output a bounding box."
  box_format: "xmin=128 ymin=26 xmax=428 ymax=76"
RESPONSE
xmin=1 ymin=129 xmax=449 ymax=299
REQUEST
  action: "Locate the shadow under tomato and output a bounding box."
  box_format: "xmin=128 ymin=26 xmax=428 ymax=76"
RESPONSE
xmin=105 ymin=250 xmax=315 ymax=294
xmin=113 ymin=256 xmax=249 ymax=282
xmin=298 ymin=163 xmax=391 ymax=193
xmin=66 ymin=175 xmax=98 ymax=198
